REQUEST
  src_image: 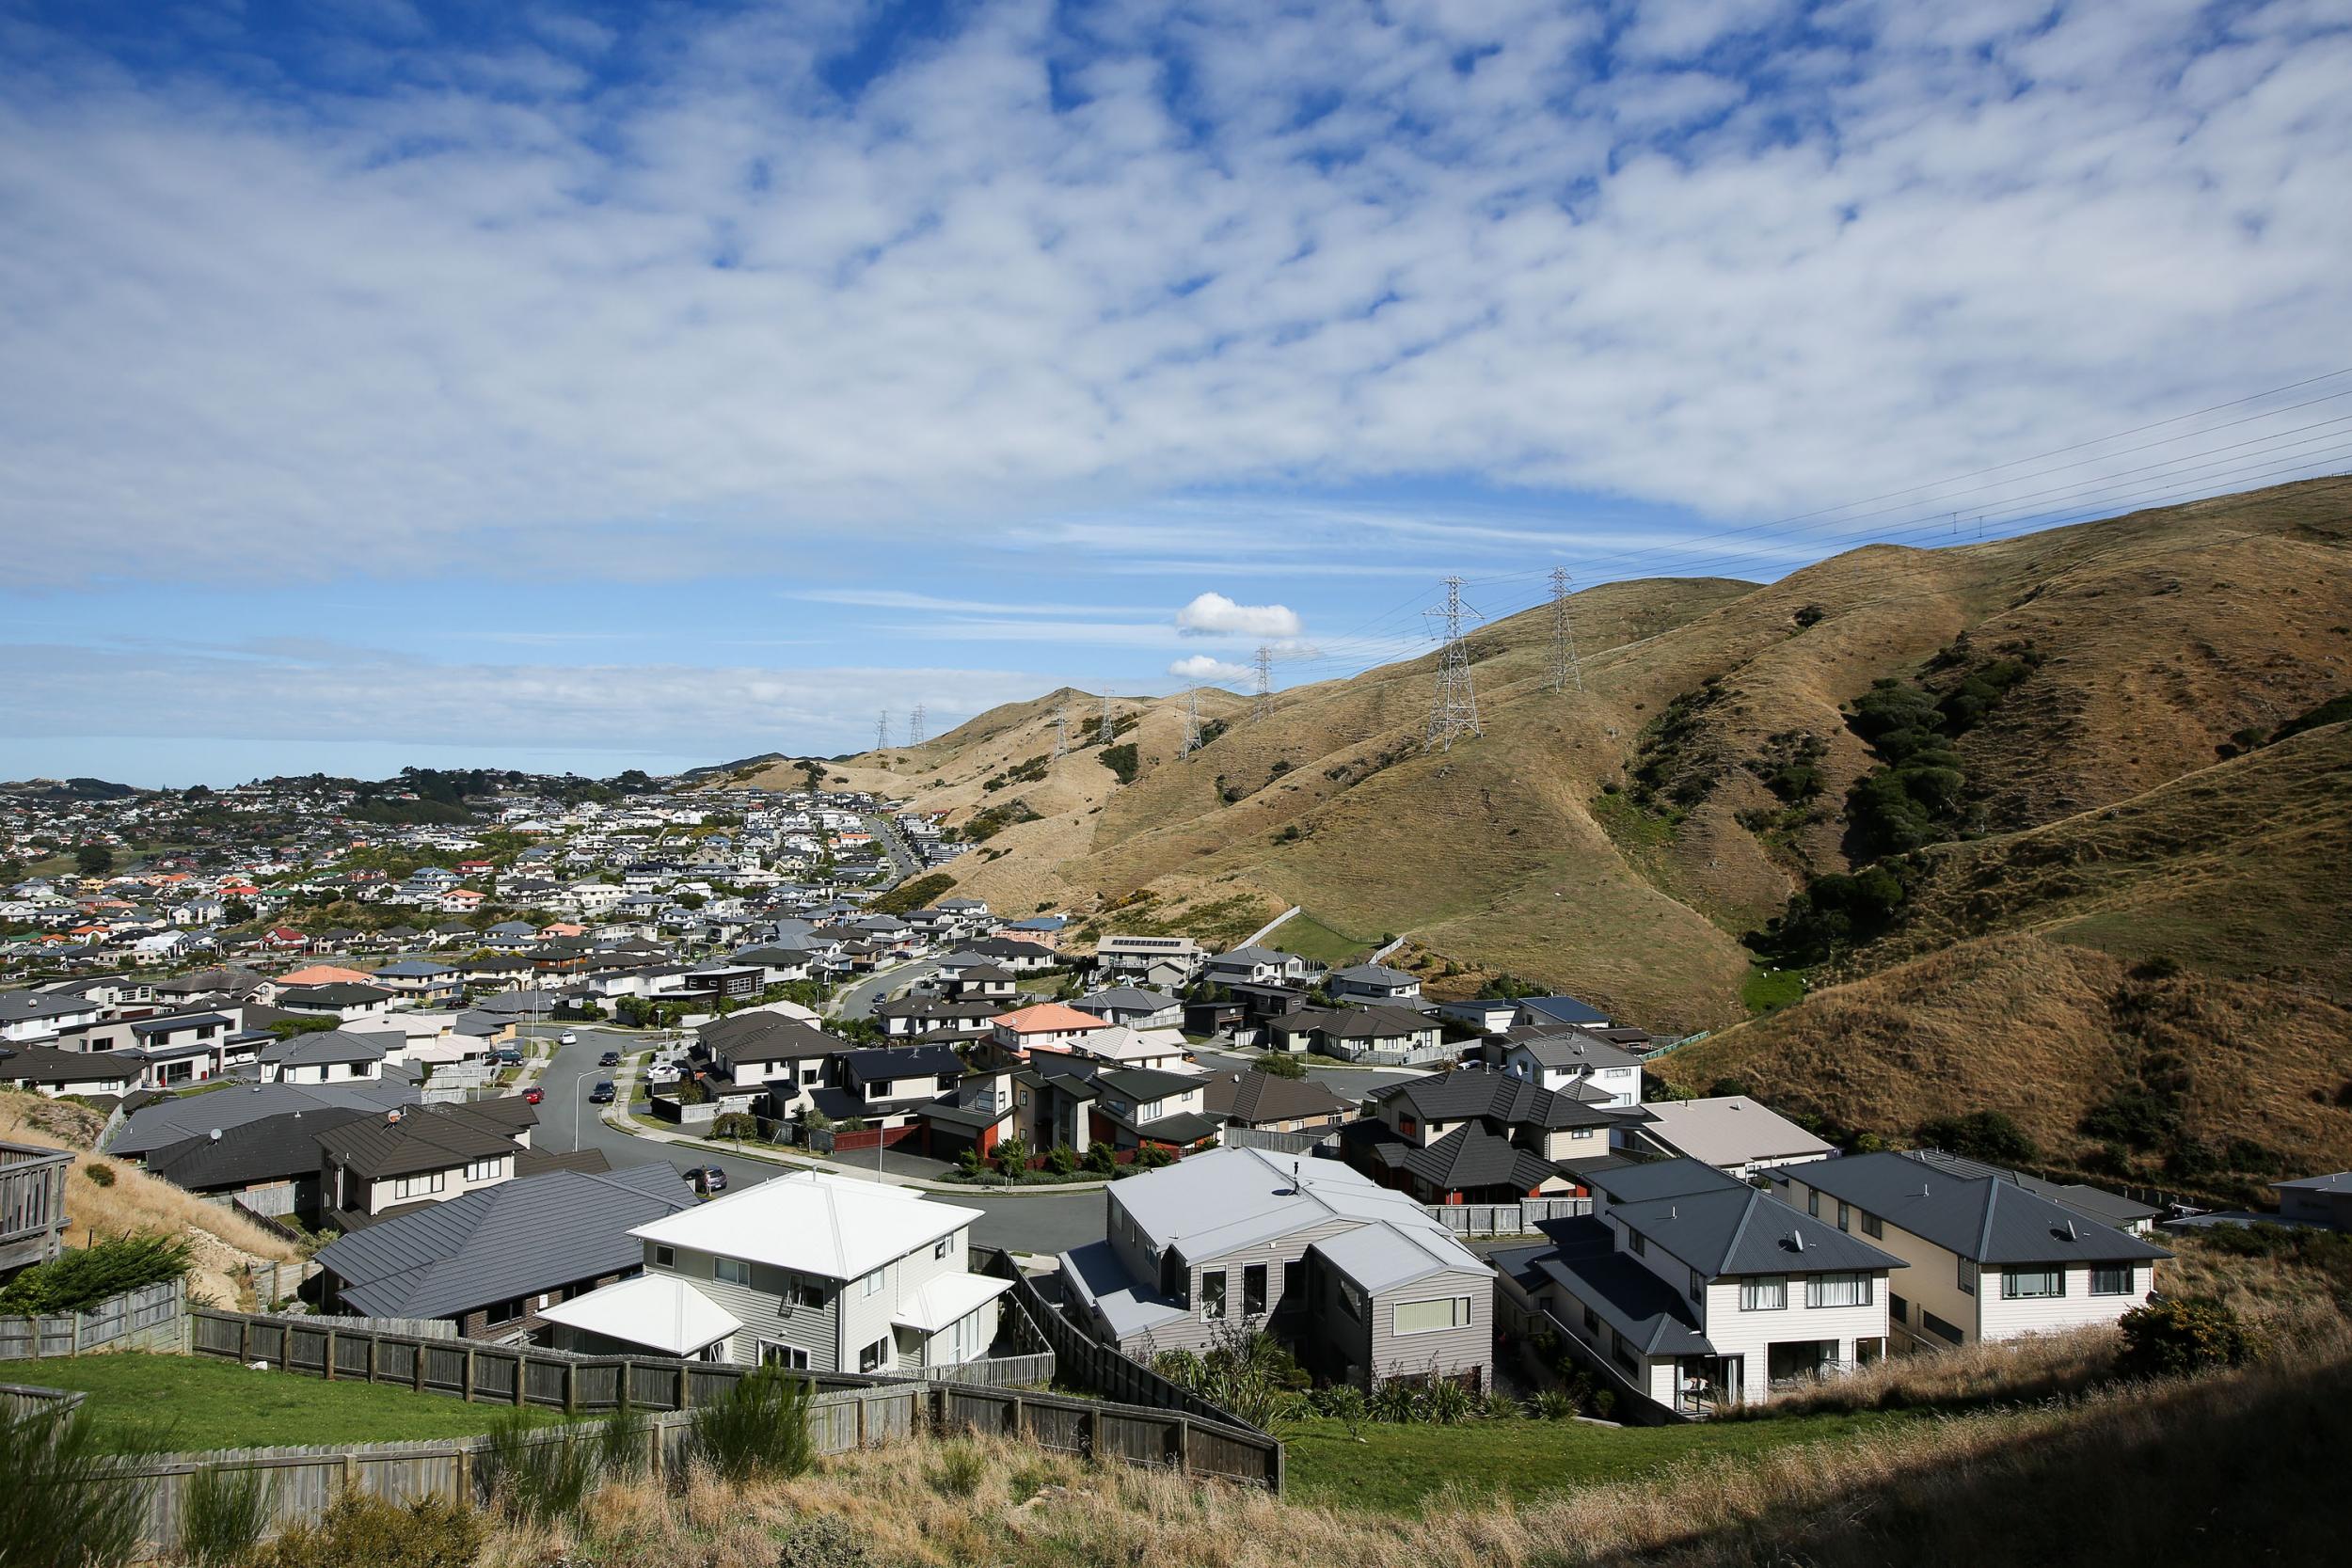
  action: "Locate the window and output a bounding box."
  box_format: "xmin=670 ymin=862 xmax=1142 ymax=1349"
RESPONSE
xmin=1582 ymin=1303 xmax=1599 ymax=1334
xmin=1889 ymin=1291 xmax=1911 ymax=1324
xmin=935 ymin=1237 xmax=952 ymax=1262
xmin=1570 ymin=1125 xmax=1596 ymax=1141
xmin=782 ymin=1278 xmax=824 ymax=1311
xmin=392 ymin=1171 xmax=448 ymax=1200
xmin=859 ymin=1337 xmax=889 ymax=1373
xmin=1393 ymin=1296 xmax=1472 ymax=1336
xmin=1282 ymin=1259 xmax=1304 ymax=1302
xmin=759 ymin=1342 xmax=809 ymax=1370
xmin=1739 ymin=1276 xmax=1788 ymax=1311
xmin=1859 ymin=1211 xmax=1883 ymax=1239
xmin=485 ymin=1297 xmax=528 ymax=1325
xmin=1629 ymin=1228 xmax=1646 ymax=1258
xmin=1921 ymin=1310 xmax=1965 ymax=1346
xmin=2090 ymin=1264 xmax=2137 ymax=1297
xmin=655 ymin=1246 xmax=675 ymax=1269
xmin=1243 ymin=1263 xmax=1267 ymax=1316
xmin=1836 ymin=1200 xmax=1851 ymax=1233
xmin=464 ymin=1158 xmax=502 ymax=1182
xmin=714 ymin=1257 xmax=751 ymax=1287
xmin=1688 ymin=1269 xmax=1705 ymax=1304
xmin=1201 ymin=1270 xmax=1227 ymax=1321
xmin=1338 ymin=1278 xmax=1366 ymax=1322
xmin=864 ymin=1267 xmax=884 ymax=1297
xmin=2002 ymin=1267 xmax=2065 ymax=1300
xmin=1957 ymin=1258 xmax=1978 ymax=1296
xmin=1804 ymin=1273 xmax=1873 ymax=1308
xmin=1806 ymin=1190 xmax=1821 ymax=1219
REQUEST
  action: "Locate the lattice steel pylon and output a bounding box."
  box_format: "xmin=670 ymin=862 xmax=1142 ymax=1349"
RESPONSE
xmin=1178 ymin=691 xmax=1202 ymax=760
xmin=1099 ymin=689 xmax=1116 ymax=745
xmin=1549 ymin=566 xmax=1583 ymax=694
xmin=908 ymin=705 xmax=927 ymax=747
xmin=1252 ymin=645 xmax=1275 ymax=721
xmin=1051 ymin=701 xmax=1071 ymax=761
xmin=875 ymin=709 xmax=891 ymax=752
xmin=1423 ymin=575 xmax=1483 ymax=751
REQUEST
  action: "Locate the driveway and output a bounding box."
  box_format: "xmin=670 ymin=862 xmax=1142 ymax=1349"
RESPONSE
xmin=530 ymin=1030 xmax=1104 ymax=1257
xmin=833 ymin=958 xmax=941 ymax=1021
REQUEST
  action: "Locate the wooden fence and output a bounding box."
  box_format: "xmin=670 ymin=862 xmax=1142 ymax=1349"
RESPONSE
xmin=0 ymin=1279 xmax=186 ymax=1361
xmin=1423 ymin=1196 xmax=1591 ymax=1236
xmin=978 ymin=1250 xmax=1269 ymax=1435
xmin=0 ymin=1138 xmax=72 ymax=1275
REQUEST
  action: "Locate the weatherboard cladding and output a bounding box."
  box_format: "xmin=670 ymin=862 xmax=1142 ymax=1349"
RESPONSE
xmin=319 ymin=1164 xmax=691 ymax=1321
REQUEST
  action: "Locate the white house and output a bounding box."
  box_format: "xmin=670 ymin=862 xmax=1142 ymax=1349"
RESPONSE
xmin=1326 ymin=963 xmax=1422 ymax=1006
xmin=540 ymin=1170 xmax=1010 ymax=1372
xmin=1763 ymin=1152 xmax=2170 ymax=1353
xmin=1497 ymin=1028 xmax=1645 ymax=1107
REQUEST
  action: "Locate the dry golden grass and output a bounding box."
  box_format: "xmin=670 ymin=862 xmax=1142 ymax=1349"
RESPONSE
xmin=472 ymin=1318 xmax=2351 ymax=1568
xmin=0 ymin=1089 xmax=297 ymax=1307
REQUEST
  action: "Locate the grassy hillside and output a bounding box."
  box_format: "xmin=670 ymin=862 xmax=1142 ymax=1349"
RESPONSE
xmin=750 ymin=477 xmax=2352 ymax=1037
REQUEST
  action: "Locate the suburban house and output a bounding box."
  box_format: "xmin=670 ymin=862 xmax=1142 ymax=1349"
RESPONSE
xmin=1343 ymin=1067 xmax=1649 ymax=1204
xmin=1202 ymin=945 xmax=1314 ymax=988
xmin=1499 ymin=1158 xmax=1906 ymax=1415
xmin=1513 ymin=996 xmax=1613 ymax=1029
xmin=1201 ymin=1069 xmax=1356 ymax=1134
xmin=1495 ymin=1027 xmax=1645 ymax=1107
xmin=2274 ymin=1171 xmax=2352 ymax=1231
xmin=1067 ymin=1023 xmax=1195 ymax=1074
xmin=0 ymin=1042 xmax=144 ymax=1099
xmin=542 ymin=1170 xmax=1011 ymax=1372
xmin=875 ymin=995 xmax=1002 ymax=1040
xmin=1764 ymin=1152 xmax=2171 ymax=1352
xmin=144 ymin=1107 xmax=375 ymax=1222
xmin=106 ymin=1078 xmax=420 ymax=1160
xmin=696 ymin=1012 xmax=843 ymax=1112
xmin=938 ymin=962 xmax=1019 ymax=1003
xmin=824 ymin=1045 xmax=965 ymax=1127
xmin=1901 ymin=1148 xmax=2163 ymax=1235
xmin=0 ymin=990 xmax=103 ymax=1042
xmin=1326 ymin=963 xmax=1422 ymax=1006
xmin=989 ymin=1002 xmax=1114 ymax=1059
xmin=1637 ymin=1097 xmax=1834 ymax=1179
xmin=275 ymin=982 xmax=396 ymax=1025
xmin=316 ymin=1101 xmax=529 ymax=1224
xmin=1267 ymin=1005 xmax=1448 ymax=1064
xmin=258 ymin=1029 xmax=387 ymax=1085
xmin=1073 ymin=987 xmax=1184 ymax=1029
xmin=967 ymin=937 xmax=1057 ymax=973
xmin=370 ymin=959 xmax=463 ymax=1005
xmin=1058 ymin=1147 xmax=1493 ymax=1390
xmin=316 ymin=1164 xmax=693 ymax=1342
xmin=1014 ymin=1057 xmax=1220 ymax=1156
xmin=1089 ymin=935 xmax=1206 ymax=990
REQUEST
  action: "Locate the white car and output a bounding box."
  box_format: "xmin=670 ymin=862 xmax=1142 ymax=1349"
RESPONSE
xmin=645 ymin=1066 xmax=681 ymax=1085
xmin=558 ymin=1032 xmax=579 ymax=1045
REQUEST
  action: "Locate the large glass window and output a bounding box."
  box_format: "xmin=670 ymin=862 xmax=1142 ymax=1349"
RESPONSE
xmin=1836 ymin=1200 xmax=1851 ymax=1233
xmin=2002 ymin=1267 xmax=2065 ymax=1300
xmin=1338 ymin=1278 xmax=1365 ymax=1321
xmin=1804 ymin=1273 xmax=1873 ymax=1308
xmin=714 ymin=1257 xmax=751 ymax=1287
xmin=1739 ymin=1276 xmax=1788 ymax=1311
xmin=1243 ymin=1263 xmax=1267 ymax=1316
xmin=1688 ymin=1269 xmax=1705 ymax=1303
xmin=1201 ymin=1270 xmax=1227 ymax=1321
xmin=1859 ymin=1211 xmax=1883 ymax=1239
xmin=1807 ymin=1190 xmax=1821 ymax=1219
xmin=1958 ymin=1258 xmax=1978 ymax=1296
xmin=2090 ymin=1264 xmax=2137 ymax=1296
xmin=1393 ymin=1296 xmax=1472 ymax=1336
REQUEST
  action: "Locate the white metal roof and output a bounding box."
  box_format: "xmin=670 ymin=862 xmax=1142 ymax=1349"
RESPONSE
xmin=629 ymin=1169 xmax=983 ymax=1282
xmin=892 ymin=1272 xmax=1013 ymax=1334
xmin=536 ymin=1274 xmax=740 ymax=1355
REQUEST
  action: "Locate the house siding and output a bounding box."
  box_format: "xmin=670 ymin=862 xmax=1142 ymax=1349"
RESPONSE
xmin=1361 ymin=1266 xmax=1491 ymax=1387
xmin=656 ymin=1240 xmax=842 ymax=1369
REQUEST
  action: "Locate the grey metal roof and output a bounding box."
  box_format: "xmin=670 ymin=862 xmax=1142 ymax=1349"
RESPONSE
xmin=1200 ymin=1069 xmax=1352 ymax=1126
xmin=259 ymin=1030 xmax=388 ymax=1068
xmin=1499 ymin=1027 xmax=1644 ymax=1072
xmin=317 ymin=1105 xmax=519 ymax=1178
xmin=1516 ymin=996 xmax=1610 ymax=1026
xmin=2275 ymin=1171 xmax=2352 ymax=1193
xmin=1510 ymin=1219 xmax=1717 ymax=1357
xmin=111 ymin=1079 xmax=419 ymax=1155
xmin=1075 ymin=987 xmax=1180 ymax=1012
xmin=1328 ymin=964 xmax=1417 ymax=987
xmin=841 ymin=1044 xmax=963 ymax=1085
xmin=147 ymin=1107 xmax=373 ymax=1190
xmin=1591 ymin=1159 xmax=1905 ymax=1277
xmin=1373 ymin=1066 xmax=1622 ymax=1131
xmin=316 ymin=1164 xmax=692 ymax=1320
xmin=1901 ymin=1148 xmax=2161 ymax=1228
xmin=1770 ymin=1152 xmax=2171 ymax=1266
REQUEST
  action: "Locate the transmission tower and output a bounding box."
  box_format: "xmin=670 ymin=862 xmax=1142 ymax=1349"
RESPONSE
xmin=1423 ymin=575 xmax=1483 ymax=751
xmin=1098 ymin=689 xmax=1115 ymax=745
xmin=1051 ymin=701 xmax=1071 ymax=761
xmin=1252 ymin=645 xmax=1274 ymax=721
xmin=1178 ymin=691 xmax=1202 ymax=760
xmin=1548 ymin=567 xmax=1583 ymax=694
xmin=875 ymin=709 xmax=891 ymax=752
xmin=908 ymin=705 xmax=927 ymax=747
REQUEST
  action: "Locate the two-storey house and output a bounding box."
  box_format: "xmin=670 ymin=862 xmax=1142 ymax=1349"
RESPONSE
xmin=1344 ymin=1066 xmax=1650 ymax=1204
xmin=1495 ymin=1026 xmax=1645 ymax=1107
xmin=1325 ymin=964 xmax=1422 ymax=1006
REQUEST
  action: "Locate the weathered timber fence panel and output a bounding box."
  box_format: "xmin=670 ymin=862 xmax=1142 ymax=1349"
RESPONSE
xmin=0 ymin=1278 xmax=185 ymax=1360
xmin=1422 ymin=1196 xmax=1591 ymax=1236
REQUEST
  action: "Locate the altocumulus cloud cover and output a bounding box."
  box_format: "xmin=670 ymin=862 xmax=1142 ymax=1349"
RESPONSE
xmin=1 ymin=0 xmax=2349 ymax=780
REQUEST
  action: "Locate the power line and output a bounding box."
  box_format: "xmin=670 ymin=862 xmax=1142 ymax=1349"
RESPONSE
xmin=1178 ymin=691 xmax=1202 ymax=761
xmin=1423 ymin=575 xmax=1482 ymax=751
xmin=1252 ymin=645 xmax=1274 ymax=721
xmin=1098 ymin=689 xmax=1115 ymax=745
xmin=874 ymin=709 xmax=889 ymax=752
xmin=908 ymin=705 xmax=926 ymax=748
xmin=1549 ymin=566 xmax=1582 ymax=694
xmin=1050 ymin=700 xmax=1071 ymax=761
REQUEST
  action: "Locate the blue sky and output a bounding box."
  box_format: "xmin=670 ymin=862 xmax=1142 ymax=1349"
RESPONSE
xmin=3 ymin=0 xmax=2350 ymax=785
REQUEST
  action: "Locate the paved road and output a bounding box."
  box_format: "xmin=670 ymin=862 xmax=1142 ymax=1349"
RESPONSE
xmin=1189 ymin=1043 xmax=1424 ymax=1101
xmin=530 ymin=1028 xmax=1103 ymax=1256
xmin=864 ymin=813 xmax=921 ymax=887
xmin=834 ymin=958 xmax=941 ymax=1021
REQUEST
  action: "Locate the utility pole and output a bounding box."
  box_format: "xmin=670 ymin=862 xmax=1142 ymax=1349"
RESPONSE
xmin=1098 ymin=689 xmax=1115 ymax=746
xmin=1252 ymin=645 xmax=1274 ymax=721
xmin=875 ymin=709 xmax=890 ymax=752
xmin=1548 ymin=566 xmax=1583 ymax=694
xmin=1178 ymin=691 xmax=1202 ymax=760
xmin=908 ymin=705 xmax=926 ymax=748
xmin=1424 ymin=575 xmax=1483 ymax=751
xmin=1051 ymin=701 xmax=1071 ymax=761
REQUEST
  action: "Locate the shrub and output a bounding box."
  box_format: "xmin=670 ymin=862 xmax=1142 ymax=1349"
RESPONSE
xmin=1588 ymin=1387 xmax=1616 ymax=1420
xmin=0 ymin=1232 xmax=192 ymax=1315
xmin=82 ymin=1162 xmax=116 ymax=1189
xmin=928 ymin=1439 xmax=989 ymax=1498
xmin=1083 ymin=1143 xmax=1118 ymax=1176
xmin=1480 ymin=1390 xmax=1521 ymax=1420
xmin=1422 ymin=1378 xmax=1475 ymax=1424
xmin=993 ymin=1136 xmax=1033 ymax=1179
xmin=0 ymin=1403 xmax=146 ymax=1568
xmin=1097 ymin=743 xmax=1139 ymax=785
xmin=247 ymin=1493 xmax=482 ymax=1568
xmin=1368 ymin=1379 xmax=1420 ymax=1422
xmin=1916 ymin=1109 xmax=2039 ymax=1165
xmin=688 ymin=1365 xmax=817 ymax=1484
xmin=1045 ymin=1146 xmax=1079 ymax=1177
xmin=1531 ymin=1387 xmax=1577 ymax=1420
xmin=712 ymin=1112 xmax=761 ymax=1141
xmin=593 ymin=1405 xmax=648 ymax=1479
xmin=1253 ymin=1052 xmax=1307 ymax=1080
xmin=771 ymin=1513 xmax=871 ymax=1568
xmin=1313 ymin=1384 xmax=1368 ymax=1433
xmin=2117 ymin=1297 xmax=2259 ymax=1379
xmin=482 ymin=1411 xmax=596 ymax=1525
xmin=180 ymin=1463 xmax=274 ymax=1568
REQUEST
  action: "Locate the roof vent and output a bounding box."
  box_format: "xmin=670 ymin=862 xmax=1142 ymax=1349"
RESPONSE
xmin=208 ymin=1129 xmax=221 ymax=1142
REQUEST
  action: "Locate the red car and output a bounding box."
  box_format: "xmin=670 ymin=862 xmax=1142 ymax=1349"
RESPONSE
xmin=521 ymin=1087 xmax=545 ymax=1104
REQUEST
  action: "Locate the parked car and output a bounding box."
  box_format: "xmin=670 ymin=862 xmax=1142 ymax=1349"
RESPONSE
xmin=559 ymin=1031 xmax=579 ymax=1046
xmin=589 ymin=1080 xmax=616 ymax=1104
xmin=521 ymin=1086 xmax=544 ymax=1105
xmin=598 ymin=1050 xmax=620 ymax=1068
xmin=686 ymin=1164 xmax=727 ymax=1196
xmin=492 ymin=1049 xmax=524 ymax=1066
xmin=645 ymin=1066 xmax=680 ymax=1085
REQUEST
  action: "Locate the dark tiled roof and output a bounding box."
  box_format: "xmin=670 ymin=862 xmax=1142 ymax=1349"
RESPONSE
xmin=841 ymin=1045 xmax=963 ymax=1085
xmin=698 ymin=1012 xmax=842 ymax=1063
xmin=1515 ymin=1218 xmax=1715 ymax=1356
xmin=1201 ymin=1069 xmax=1353 ymax=1126
xmin=317 ymin=1106 xmax=517 ymax=1179
xmin=1591 ymin=1159 xmax=1907 ymax=1277
xmin=1402 ymin=1123 xmax=1558 ymax=1195
xmin=147 ymin=1107 xmax=373 ymax=1189
xmin=1373 ymin=1067 xmax=1619 ymax=1131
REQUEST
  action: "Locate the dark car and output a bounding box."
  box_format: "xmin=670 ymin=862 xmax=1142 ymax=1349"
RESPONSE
xmin=492 ymin=1049 xmax=524 ymax=1066
xmin=686 ymin=1164 xmax=727 ymax=1196
xmin=589 ymin=1080 xmax=616 ymax=1104
xmin=598 ymin=1051 xmax=620 ymax=1068
xmin=521 ymin=1086 xmax=544 ymax=1105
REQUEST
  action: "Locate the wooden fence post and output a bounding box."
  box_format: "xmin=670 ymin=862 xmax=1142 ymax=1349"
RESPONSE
xmin=675 ymin=1363 xmax=691 ymax=1410
xmin=512 ymin=1353 xmax=526 ymax=1407
xmin=366 ymin=1334 xmax=379 ymax=1386
xmin=237 ymin=1317 xmax=250 ymax=1365
xmin=323 ymin=1327 xmax=337 ymax=1381
xmin=462 ymin=1347 xmax=476 ymax=1402
xmin=564 ymin=1361 xmax=578 ymax=1415
xmin=1172 ymin=1415 xmax=1192 ymax=1474
xmin=413 ymin=1339 xmax=428 ymax=1394
xmin=456 ymin=1444 xmax=473 ymax=1507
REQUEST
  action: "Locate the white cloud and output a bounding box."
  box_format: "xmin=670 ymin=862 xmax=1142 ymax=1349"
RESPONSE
xmin=1167 ymin=654 xmax=1253 ymax=685
xmin=0 ymin=1 xmax=2345 ymax=582
xmin=1174 ymin=593 xmax=1305 ymax=639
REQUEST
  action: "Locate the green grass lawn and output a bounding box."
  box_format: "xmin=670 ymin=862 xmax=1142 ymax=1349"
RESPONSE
xmin=1283 ymin=1410 xmax=1914 ymax=1513
xmin=1740 ymin=964 xmax=1807 ymax=1015
xmin=1269 ymin=911 xmax=1375 ymax=969
xmin=17 ymin=1353 xmax=577 ymax=1454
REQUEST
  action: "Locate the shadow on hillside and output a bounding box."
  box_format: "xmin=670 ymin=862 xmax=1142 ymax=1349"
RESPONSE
xmin=1599 ymin=1355 xmax=2352 ymax=1568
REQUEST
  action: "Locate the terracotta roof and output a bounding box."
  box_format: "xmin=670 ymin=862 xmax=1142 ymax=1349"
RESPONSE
xmin=991 ymin=1003 xmax=1113 ymax=1034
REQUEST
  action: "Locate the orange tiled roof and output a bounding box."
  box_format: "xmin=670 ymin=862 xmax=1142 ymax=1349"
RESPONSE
xmin=992 ymin=1003 xmax=1113 ymax=1034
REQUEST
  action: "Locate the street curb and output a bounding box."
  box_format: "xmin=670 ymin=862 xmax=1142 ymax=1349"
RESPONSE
xmin=593 ymin=1102 xmax=1118 ymax=1195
